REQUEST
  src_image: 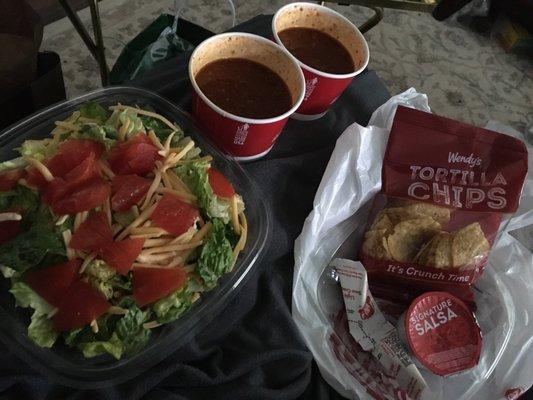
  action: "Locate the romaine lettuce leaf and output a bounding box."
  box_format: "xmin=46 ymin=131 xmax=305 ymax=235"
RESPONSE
xmin=73 ymin=124 xmax=117 ymax=150
xmin=79 ymin=101 xmax=108 ymax=122
xmin=114 ymin=303 xmax=151 ymax=356
xmin=196 ymin=219 xmax=233 ymax=289
xmin=0 ymin=185 xmax=39 ymax=213
xmin=140 ymin=114 xmax=183 ymax=146
xmin=0 ymin=157 xmax=26 ymax=172
xmin=106 ymin=109 xmax=145 ymax=137
xmin=113 ymin=210 xmax=136 ymax=227
xmin=9 ymin=282 xmax=59 ymax=348
xmin=78 ymin=332 xmax=123 ymax=359
xmin=0 ymin=265 xmax=18 ymax=279
xmin=0 ymin=208 xmax=66 ymax=272
xmin=28 ymin=311 xmax=58 ymax=348
xmin=152 ymin=286 xmax=194 ymax=324
xmin=64 ymin=297 xmax=147 ymax=358
xmin=84 ymin=259 xmax=131 ymax=299
xmin=64 ymin=327 xmax=85 ymax=346
xmin=9 ymin=282 xmax=55 ymax=316
xmin=176 ymin=137 xmax=201 ymax=159
xmin=174 ymin=161 xmax=230 ymax=223
xmin=18 ymin=139 xmax=58 ymax=161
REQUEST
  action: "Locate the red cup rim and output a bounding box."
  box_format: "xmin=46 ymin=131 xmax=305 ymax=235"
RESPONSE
xmin=189 ymin=32 xmax=305 ymax=125
xmin=404 ymin=291 xmax=482 ymax=376
xmin=272 ymin=2 xmax=370 ymax=80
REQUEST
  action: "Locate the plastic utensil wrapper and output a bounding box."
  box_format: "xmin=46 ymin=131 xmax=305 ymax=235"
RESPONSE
xmin=332 ymin=258 xmax=428 ymax=399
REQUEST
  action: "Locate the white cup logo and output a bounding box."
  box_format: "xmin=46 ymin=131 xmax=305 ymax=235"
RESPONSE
xmin=304 ymin=77 xmax=318 ymax=101
xmin=234 ymin=123 xmax=250 ymax=145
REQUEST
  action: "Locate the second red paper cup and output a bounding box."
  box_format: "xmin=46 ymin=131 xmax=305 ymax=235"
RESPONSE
xmin=189 ymin=33 xmax=305 ymax=161
xmin=272 ymin=3 xmax=370 ymax=120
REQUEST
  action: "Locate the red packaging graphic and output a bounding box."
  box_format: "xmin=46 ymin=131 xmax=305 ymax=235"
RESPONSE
xmin=398 ymin=292 xmax=482 ymax=376
xmin=359 ymin=106 xmax=528 ymax=303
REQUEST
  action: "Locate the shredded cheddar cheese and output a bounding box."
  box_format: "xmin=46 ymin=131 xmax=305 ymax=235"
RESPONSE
xmin=118 ymin=117 xmax=131 ymax=141
xmin=109 ymin=105 xmax=179 ymax=132
xmin=79 ymin=252 xmax=97 ymax=274
xmin=62 ymin=230 xmax=76 ymax=260
xmin=116 ymin=203 xmax=157 ymax=240
xmin=141 ymin=171 xmax=161 ymax=210
xmin=148 ymin=130 xmax=165 ymax=150
xmin=99 ymin=160 xmax=115 ymax=178
xmin=24 ymin=157 xmax=54 ymax=182
xmin=230 ymin=195 xmax=241 ymax=235
xmin=155 ymin=187 xmax=196 ymax=203
xmin=54 ymin=120 xmax=79 ymax=131
xmin=142 ymin=240 xmax=203 ymax=255
xmin=0 ymin=212 xmax=22 ymax=222
xmin=55 ymin=214 xmax=69 ymax=226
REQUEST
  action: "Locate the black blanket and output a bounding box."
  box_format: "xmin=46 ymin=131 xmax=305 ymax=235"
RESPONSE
xmin=0 ymin=15 xmax=390 ymax=400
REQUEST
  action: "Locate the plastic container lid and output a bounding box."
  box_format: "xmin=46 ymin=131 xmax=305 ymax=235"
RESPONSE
xmin=401 ymin=291 xmax=482 ymax=376
xmin=0 ymin=86 xmax=270 ymax=388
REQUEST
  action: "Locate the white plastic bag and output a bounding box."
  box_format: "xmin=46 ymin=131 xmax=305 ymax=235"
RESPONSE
xmin=292 ymin=88 xmax=533 ymax=400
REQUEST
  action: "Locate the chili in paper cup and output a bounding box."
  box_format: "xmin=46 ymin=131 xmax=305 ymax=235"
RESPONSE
xmin=272 ymin=2 xmax=369 ymax=120
xmin=189 ymin=33 xmax=305 ymax=161
xmin=397 ymin=291 xmax=482 ymax=376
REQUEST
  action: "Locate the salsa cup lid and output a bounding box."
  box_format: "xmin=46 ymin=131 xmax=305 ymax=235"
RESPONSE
xmin=404 ymin=291 xmax=482 ymax=376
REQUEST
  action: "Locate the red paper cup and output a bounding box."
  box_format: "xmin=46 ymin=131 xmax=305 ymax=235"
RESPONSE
xmin=272 ymin=3 xmax=370 ymax=120
xmin=189 ymin=33 xmax=305 ymax=161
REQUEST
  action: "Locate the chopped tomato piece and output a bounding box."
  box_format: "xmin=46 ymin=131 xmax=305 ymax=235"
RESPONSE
xmin=42 ymin=178 xmax=68 ymax=206
xmin=108 ymin=134 xmax=161 ymax=176
xmin=24 ymin=259 xmax=81 ymax=308
xmin=207 ymin=168 xmax=235 ymax=198
xmin=151 ymin=193 xmax=199 ymax=236
xmin=25 ymin=166 xmax=49 ymax=189
xmin=64 ymin=153 xmax=100 ymax=187
xmin=51 ymin=178 xmax=110 ymax=215
xmin=58 ymin=139 xmax=104 ymax=168
xmin=69 ymin=211 xmax=113 ymax=252
xmin=52 ymin=280 xmax=110 ymax=332
xmin=111 ymin=174 xmax=151 ymax=212
xmin=0 ymin=169 xmax=25 ymax=191
xmin=101 ymin=238 xmax=145 ymax=275
xmin=46 ymin=153 xmax=70 ymax=178
xmin=0 ymin=220 xmax=21 ymax=245
xmin=26 ymin=139 xmax=104 ymax=188
xmin=132 ymin=267 xmax=187 ymax=306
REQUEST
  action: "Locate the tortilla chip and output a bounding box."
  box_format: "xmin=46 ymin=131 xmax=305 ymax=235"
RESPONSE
xmin=414 ymin=235 xmax=439 ymax=264
xmin=369 ymin=213 xmax=394 ymax=232
xmin=361 ymin=229 xmax=390 ymax=260
xmin=452 ymin=222 xmax=490 ymax=267
xmin=432 ymin=233 xmax=454 ymax=268
xmin=386 ymin=218 xmax=440 ymax=263
xmin=379 ymin=207 xmax=428 ymax=226
xmin=402 ymin=203 xmax=451 ymax=225
xmin=388 ymin=199 xmax=451 ymax=224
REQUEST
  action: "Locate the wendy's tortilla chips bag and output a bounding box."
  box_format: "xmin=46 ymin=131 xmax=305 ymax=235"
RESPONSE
xmin=359 ymin=106 xmax=528 ymax=304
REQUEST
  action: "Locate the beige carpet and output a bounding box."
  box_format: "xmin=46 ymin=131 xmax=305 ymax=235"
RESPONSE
xmin=42 ymin=0 xmax=532 ymax=133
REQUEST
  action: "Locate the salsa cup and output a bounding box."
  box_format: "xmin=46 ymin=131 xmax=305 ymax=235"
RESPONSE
xmin=272 ymin=2 xmax=370 ymax=120
xmin=189 ymin=32 xmax=305 ymax=161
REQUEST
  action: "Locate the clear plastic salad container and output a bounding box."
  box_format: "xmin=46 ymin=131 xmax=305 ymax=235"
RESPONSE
xmin=0 ymin=87 xmax=270 ymax=388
